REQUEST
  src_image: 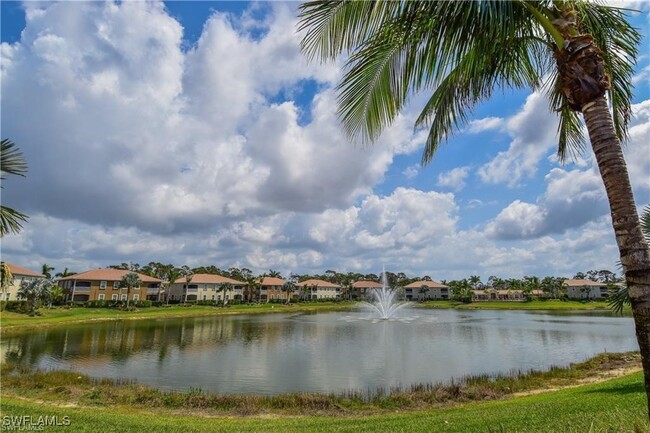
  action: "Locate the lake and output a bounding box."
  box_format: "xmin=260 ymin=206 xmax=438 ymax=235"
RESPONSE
xmin=1 ymin=308 xmax=637 ymax=395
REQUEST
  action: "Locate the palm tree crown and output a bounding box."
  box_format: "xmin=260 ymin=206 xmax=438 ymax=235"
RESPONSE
xmin=0 ymin=139 xmax=29 ymax=236
xmin=298 ymin=0 xmax=638 ymax=162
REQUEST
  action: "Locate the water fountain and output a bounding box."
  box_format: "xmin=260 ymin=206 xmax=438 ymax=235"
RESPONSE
xmin=361 ymin=266 xmax=409 ymax=319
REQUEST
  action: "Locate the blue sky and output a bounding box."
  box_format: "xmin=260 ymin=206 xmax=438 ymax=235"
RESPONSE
xmin=1 ymin=1 xmax=649 ymax=280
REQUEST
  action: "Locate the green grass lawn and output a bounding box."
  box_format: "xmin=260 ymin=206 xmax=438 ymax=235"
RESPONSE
xmin=0 ymin=302 xmax=356 ymax=332
xmin=418 ymin=300 xmax=627 ymax=312
xmin=1 ymin=372 xmax=646 ymax=432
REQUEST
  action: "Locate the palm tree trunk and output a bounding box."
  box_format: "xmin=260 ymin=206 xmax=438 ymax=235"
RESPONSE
xmin=582 ymin=95 xmax=650 ymax=415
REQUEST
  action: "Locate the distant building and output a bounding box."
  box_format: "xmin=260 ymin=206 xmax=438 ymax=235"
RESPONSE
xmin=58 ymin=269 xmax=162 ymax=302
xmin=403 ymin=280 xmax=449 ymax=301
xmin=565 ymin=279 xmax=609 ymax=300
xmin=168 ymin=273 xmax=245 ymax=302
xmin=0 ymin=262 xmax=46 ymax=301
xmin=350 ymin=280 xmax=382 ymax=300
xmin=296 ymin=279 xmax=341 ymax=300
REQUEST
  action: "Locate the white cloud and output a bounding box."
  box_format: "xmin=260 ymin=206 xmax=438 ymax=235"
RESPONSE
xmin=477 ymin=92 xmax=558 ymax=187
xmin=436 ymin=166 xmax=470 ymax=191
xmin=402 ymin=164 xmax=420 ymax=180
xmin=466 ymin=116 xmax=504 ymax=134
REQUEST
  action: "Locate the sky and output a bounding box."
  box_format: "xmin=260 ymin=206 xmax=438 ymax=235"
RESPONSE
xmin=0 ymin=0 xmax=649 ymax=281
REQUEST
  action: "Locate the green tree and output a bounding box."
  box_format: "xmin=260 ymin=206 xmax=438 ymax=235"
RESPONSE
xmin=55 ymin=268 xmax=75 ymax=278
xmin=0 ymin=262 xmax=13 ymax=309
xmin=281 ymin=281 xmax=297 ymax=304
xmin=299 ymin=0 xmax=650 ymax=412
xmin=118 ymin=272 xmax=141 ymax=308
xmin=164 ymin=267 xmax=182 ymax=304
xmin=180 ymin=266 xmax=194 ymax=304
xmin=0 ymin=139 xmax=29 ymax=236
xmin=48 ymin=285 xmax=64 ymax=306
xmin=17 ymin=279 xmax=52 ymax=313
xmin=218 ymin=282 xmax=233 ymax=305
xmin=41 ymin=264 xmax=54 ymax=280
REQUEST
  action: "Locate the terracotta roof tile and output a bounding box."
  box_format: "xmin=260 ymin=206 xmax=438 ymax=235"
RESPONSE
xmin=176 ymin=274 xmax=244 ymax=285
xmin=564 ymin=278 xmax=606 ymax=287
xmin=3 ymin=262 xmax=45 ymax=278
xmin=296 ymin=279 xmax=341 ymax=288
xmin=58 ymin=268 xmax=162 ymax=283
xmin=351 ymin=280 xmax=382 ymax=288
xmin=404 ymin=280 xmax=448 ymax=289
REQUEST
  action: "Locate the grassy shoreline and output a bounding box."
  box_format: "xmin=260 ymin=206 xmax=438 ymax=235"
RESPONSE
xmin=0 ymin=352 xmax=645 ymax=432
xmin=0 ymin=299 xmax=627 ymax=335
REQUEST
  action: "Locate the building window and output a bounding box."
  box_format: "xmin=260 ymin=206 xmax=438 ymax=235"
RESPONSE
xmin=133 ymin=294 xmax=139 ymax=301
xmin=98 ymin=294 xmax=105 ymax=300
xmin=100 ymin=280 xmax=107 ymax=289
xmin=112 ymin=294 xmax=118 ymax=301
xmin=121 ymin=294 xmax=127 ymax=300
xmin=113 ymin=281 xmax=120 ymax=288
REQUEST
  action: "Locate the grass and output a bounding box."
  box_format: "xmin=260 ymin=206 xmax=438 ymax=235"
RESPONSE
xmin=0 ymin=302 xmax=356 ymax=334
xmin=417 ymin=300 xmax=629 ymax=312
xmin=1 ymin=370 xmax=646 ymax=432
xmin=0 ymin=299 xmax=630 ymax=335
xmin=0 ymin=352 xmax=641 ymax=416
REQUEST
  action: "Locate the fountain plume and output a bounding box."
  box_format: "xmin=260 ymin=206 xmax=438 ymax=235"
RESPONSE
xmin=361 ymin=266 xmax=409 ymax=319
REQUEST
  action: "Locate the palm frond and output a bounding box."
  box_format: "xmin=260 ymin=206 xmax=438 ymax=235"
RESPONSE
xmin=546 ymin=73 xmax=587 ymax=162
xmin=641 ymin=205 xmax=650 ymax=243
xmin=0 ymin=138 xmax=27 ymax=180
xmin=0 ymin=205 xmax=28 ymax=237
xmin=607 ymin=285 xmax=631 ymax=315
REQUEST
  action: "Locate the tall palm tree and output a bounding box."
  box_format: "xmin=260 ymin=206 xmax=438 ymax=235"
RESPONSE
xmin=164 ymin=267 xmax=182 ymax=304
xmin=119 ymin=272 xmax=141 ymax=308
xmin=41 ymin=264 xmax=54 ymax=280
xmin=0 ymin=262 xmax=13 ymax=308
xmin=0 ymin=139 xmax=29 ymax=236
xmin=17 ymin=279 xmax=52 ymax=313
xmin=299 ymin=0 xmax=650 ymax=412
xmin=55 ymin=268 xmax=75 ymax=278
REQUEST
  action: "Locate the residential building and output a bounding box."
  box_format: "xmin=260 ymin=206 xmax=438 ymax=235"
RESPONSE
xmin=296 ymin=279 xmax=341 ymax=300
xmin=565 ymin=279 xmax=609 ymax=299
xmin=256 ymin=276 xmax=288 ymax=302
xmin=350 ymin=280 xmax=382 ymax=300
xmin=168 ymin=273 xmax=245 ymax=302
xmin=472 ymin=289 xmax=527 ymax=301
xmin=58 ymin=269 xmax=162 ymax=302
xmin=0 ymin=262 xmax=46 ymax=301
xmin=403 ymin=280 xmax=449 ymax=301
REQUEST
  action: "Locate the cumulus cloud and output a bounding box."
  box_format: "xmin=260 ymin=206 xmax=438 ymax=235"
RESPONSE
xmin=477 ymin=92 xmax=558 ymax=187
xmin=436 ymin=166 xmax=470 ymax=191
xmin=466 ymin=116 xmax=504 ymax=134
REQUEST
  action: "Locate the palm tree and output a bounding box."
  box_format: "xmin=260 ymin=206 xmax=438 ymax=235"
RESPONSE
xmin=0 ymin=262 xmax=13 ymax=309
xmin=281 ymin=281 xmax=297 ymax=304
xmin=299 ymin=0 xmax=650 ymax=412
xmin=17 ymin=279 xmax=52 ymax=313
xmin=118 ymin=272 xmax=141 ymax=308
xmin=48 ymin=285 xmax=64 ymax=306
xmin=164 ymin=267 xmax=182 ymax=304
xmin=55 ymin=268 xmax=75 ymax=278
xmin=0 ymin=139 xmax=29 ymax=236
xmin=217 ymin=282 xmax=233 ymax=305
xmin=41 ymin=264 xmax=54 ymax=280
xmin=180 ymin=266 xmax=194 ymax=304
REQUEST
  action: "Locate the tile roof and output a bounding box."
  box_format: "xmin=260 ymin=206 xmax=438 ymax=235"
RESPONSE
xmin=564 ymin=278 xmax=607 ymax=287
xmin=260 ymin=276 xmax=286 ymax=286
xmin=351 ymin=280 xmax=382 ymax=288
xmin=58 ymin=268 xmax=162 ymax=283
xmin=404 ymin=280 xmax=448 ymax=289
xmin=296 ymin=279 xmax=341 ymax=288
xmin=3 ymin=262 xmax=46 ymax=278
xmin=175 ymin=273 xmax=245 ymax=285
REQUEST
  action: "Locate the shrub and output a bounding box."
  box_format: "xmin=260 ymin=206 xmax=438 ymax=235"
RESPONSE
xmin=134 ymin=300 xmax=152 ymax=308
xmin=85 ymin=300 xmax=109 ymax=308
xmin=3 ymin=300 xmax=32 ymax=314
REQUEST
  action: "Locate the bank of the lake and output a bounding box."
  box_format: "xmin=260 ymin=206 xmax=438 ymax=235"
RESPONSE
xmin=0 ymin=302 xmax=356 ymax=334
xmin=0 ymin=353 xmax=645 ymax=432
xmin=0 ymin=300 xmax=629 ymax=335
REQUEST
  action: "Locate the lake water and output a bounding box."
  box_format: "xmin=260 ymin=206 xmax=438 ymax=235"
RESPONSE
xmin=1 ymin=308 xmax=637 ymax=395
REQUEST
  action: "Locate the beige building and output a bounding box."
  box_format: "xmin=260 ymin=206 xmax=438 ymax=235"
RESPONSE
xmin=168 ymin=273 xmax=245 ymax=302
xmin=58 ymin=269 xmax=162 ymax=302
xmin=565 ymin=279 xmax=609 ymax=300
xmin=350 ymin=280 xmax=382 ymax=300
xmin=296 ymin=279 xmax=341 ymax=300
xmin=404 ymin=280 xmax=449 ymax=301
xmin=0 ymin=262 xmax=46 ymax=301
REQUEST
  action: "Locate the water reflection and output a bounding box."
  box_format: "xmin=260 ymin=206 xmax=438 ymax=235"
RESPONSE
xmin=1 ymin=309 xmax=637 ymax=395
